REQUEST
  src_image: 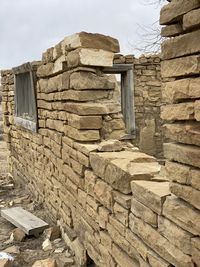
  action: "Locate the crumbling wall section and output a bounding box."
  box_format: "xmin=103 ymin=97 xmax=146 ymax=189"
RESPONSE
xmin=161 ymin=0 xmax=200 ymax=266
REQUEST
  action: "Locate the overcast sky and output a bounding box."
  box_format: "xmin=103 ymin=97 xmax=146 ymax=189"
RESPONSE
xmin=0 ymin=0 xmax=164 ymax=70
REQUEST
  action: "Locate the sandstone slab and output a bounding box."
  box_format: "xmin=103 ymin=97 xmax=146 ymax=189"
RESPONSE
xmin=67 ymin=114 xmax=102 ymax=130
xmin=183 ymin=8 xmax=200 ymax=30
xmin=161 ymin=103 xmax=194 ymax=121
xmin=195 ymin=100 xmax=200 ymax=121
xmin=161 ymin=23 xmax=183 ymax=37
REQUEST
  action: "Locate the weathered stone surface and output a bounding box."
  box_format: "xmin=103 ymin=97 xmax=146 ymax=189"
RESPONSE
xmin=0 ymin=260 xmax=13 ymax=267
xmin=192 ymin=238 xmax=200 ymax=266
xmin=131 ymin=197 xmax=158 ymax=227
xmin=90 ymin=151 xmax=159 ymax=194
xmin=160 ymin=0 xmax=200 ymax=25
xmin=165 ymin=161 xmax=191 ymax=185
xmin=97 ymin=140 xmax=123 ymax=152
xmin=164 ymin=123 xmax=200 ymax=146
xmin=94 ymin=179 xmax=113 ymax=210
xmin=183 ymin=8 xmax=200 ymax=30
xmin=113 ymin=202 xmax=129 ymax=226
xmin=161 ymin=103 xmax=194 ymax=121
xmin=162 ymin=78 xmax=200 ymax=104
xmin=32 ymin=258 xmax=57 ymax=267
xmin=62 ymin=32 xmax=120 ymax=53
xmin=162 ymin=29 xmax=200 ymax=60
xmin=195 ymin=100 xmax=200 ymax=121
xmin=170 ymin=182 xmax=200 ymax=210
xmin=131 ymin=181 xmax=170 ymax=214
xmin=164 ymin=142 xmax=200 ymax=168
xmin=129 ymin=214 xmax=193 ymax=267
xmin=147 ymin=252 xmax=171 ymax=267
xmin=161 ymin=23 xmax=183 ymax=37
xmin=163 ymin=196 xmax=200 ymax=235
xmin=37 ymin=63 xmax=54 ymax=78
xmin=113 ymin=191 xmax=132 ymax=209
xmin=11 ymin=228 xmax=26 ymax=242
xmin=158 ymin=216 xmax=192 ymax=255
xmin=66 ymin=48 xmax=114 ymax=68
xmin=44 ymin=226 xmax=60 ymax=241
xmin=161 ymin=55 xmax=200 ymax=78
xmin=42 ymin=47 xmax=54 ymax=63
xmin=67 ymin=114 xmax=102 ymax=130
xmin=70 ymin=71 xmax=115 ymax=90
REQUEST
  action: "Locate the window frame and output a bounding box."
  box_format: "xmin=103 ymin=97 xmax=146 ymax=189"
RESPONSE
xmin=13 ymin=62 xmax=38 ymax=132
xmin=103 ymin=64 xmax=136 ymax=139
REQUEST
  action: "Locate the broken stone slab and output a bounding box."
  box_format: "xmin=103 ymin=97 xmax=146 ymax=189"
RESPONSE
xmin=161 ymin=103 xmax=194 ymax=121
xmin=131 ymin=180 xmax=170 ymax=215
xmin=162 ymin=29 xmax=200 ymax=60
xmin=1 ymin=207 xmax=49 ymax=236
xmin=161 ymin=55 xmax=200 ymax=78
xmin=164 ymin=142 xmax=200 ymax=168
xmin=62 ymin=32 xmax=120 ymax=53
xmin=163 ymin=196 xmax=200 ymax=235
xmin=97 ymin=140 xmax=123 ymax=152
xmin=164 ymin=122 xmax=200 ymax=146
xmin=162 ymin=78 xmax=200 ymax=104
xmin=160 ymin=0 xmax=200 ymax=25
xmin=183 ymin=8 xmax=200 ymax=30
xmin=70 ymin=71 xmax=115 ymax=90
xmin=90 ymin=151 xmax=160 ymax=194
xmin=170 ymin=182 xmax=200 ymax=210
xmin=66 ymin=48 xmax=114 ymax=68
xmin=32 ymin=258 xmax=57 ymax=267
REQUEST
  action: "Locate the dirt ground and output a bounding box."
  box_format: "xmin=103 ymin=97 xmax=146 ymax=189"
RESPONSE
xmin=0 ymin=174 xmax=75 ymax=267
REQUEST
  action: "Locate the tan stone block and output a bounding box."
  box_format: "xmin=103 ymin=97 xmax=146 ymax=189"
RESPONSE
xmin=162 ymin=29 xmax=200 ymax=60
xmin=164 ymin=142 xmax=200 ymax=168
xmin=195 ymin=100 xmax=200 ymax=121
xmin=170 ymin=182 xmax=200 ymax=210
xmin=63 ymin=102 xmax=121 ymax=115
xmin=160 ymin=0 xmax=200 ymax=25
xmin=37 ymin=63 xmax=54 ymax=78
xmin=161 ymin=55 xmax=200 ymax=78
xmin=161 ymin=103 xmax=194 ymax=121
xmin=163 ymin=196 xmax=200 ymax=235
xmin=84 ymin=170 xmax=97 ymax=196
xmin=73 ymin=143 xmax=98 ymax=156
xmin=52 ymin=42 xmax=62 ymax=61
xmin=164 ymin=123 xmax=200 ymax=146
xmin=165 ymin=161 xmax=191 ymax=185
xmin=97 ymin=140 xmax=123 ymax=152
xmin=42 ymin=47 xmax=54 ymax=63
xmin=62 ymin=32 xmax=120 ymax=53
xmin=98 ymin=206 xmax=110 ymax=229
xmin=113 ymin=202 xmax=129 ymax=227
xmin=64 ymin=125 xmax=100 ymax=141
xmin=192 ymin=238 xmax=200 ymax=266
xmin=46 ymin=119 xmax=65 ymax=132
xmin=111 ymin=243 xmax=139 ymax=267
xmin=94 ymin=179 xmax=113 ymax=210
xmin=129 ymin=214 xmax=193 ymax=267
xmin=66 ymin=48 xmax=114 ymax=68
xmin=61 ymin=89 xmax=109 ymax=102
xmin=190 ymin=168 xmax=200 ymax=191
xmin=183 ymin=8 xmax=200 ymax=30
xmin=32 ymin=258 xmax=57 ymax=267
xmin=131 ymin=181 xmax=170 ymax=214
xmin=68 ymin=114 xmax=102 ymax=129
xmin=113 ymin=191 xmax=132 ymax=209
xmin=158 ymin=216 xmax=192 ymax=255
xmin=161 ymin=23 xmax=183 ymax=37
xmin=70 ymin=71 xmax=115 ymax=90
xmin=131 ymin=198 xmax=157 ymax=227
xmin=147 ymin=251 xmax=172 ymax=267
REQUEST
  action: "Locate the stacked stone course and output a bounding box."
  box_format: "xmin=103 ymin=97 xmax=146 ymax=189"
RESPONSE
xmin=1 ymin=24 xmax=199 ymax=267
xmin=161 ymin=0 xmax=200 ymax=266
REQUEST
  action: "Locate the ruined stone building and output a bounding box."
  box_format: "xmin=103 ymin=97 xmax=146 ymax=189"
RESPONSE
xmin=1 ymin=0 xmax=200 ymax=266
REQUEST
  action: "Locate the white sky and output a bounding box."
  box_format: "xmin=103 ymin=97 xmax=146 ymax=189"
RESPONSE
xmin=0 ymin=0 xmax=165 ymax=69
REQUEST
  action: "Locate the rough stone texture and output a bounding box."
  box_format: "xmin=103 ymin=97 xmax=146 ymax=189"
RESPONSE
xmin=183 ymin=8 xmax=200 ymax=30
xmin=161 ymin=103 xmax=194 ymax=121
xmin=161 ymin=23 xmax=183 ymax=37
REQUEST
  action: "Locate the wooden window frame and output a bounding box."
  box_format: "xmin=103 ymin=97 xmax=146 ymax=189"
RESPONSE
xmin=13 ymin=62 xmax=38 ymax=132
xmin=103 ymin=64 xmax=136 ymax=139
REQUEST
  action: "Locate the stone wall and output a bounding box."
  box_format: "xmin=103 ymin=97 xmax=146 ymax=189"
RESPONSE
xmin=1 ymin=29 xmax=199 ymax=267
xmin=160 ymin=0 xmax=200 ymax=266
xmin=113 ymin=54 xmax=163 ymax=158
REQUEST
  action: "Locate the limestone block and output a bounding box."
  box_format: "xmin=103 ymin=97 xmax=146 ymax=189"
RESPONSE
xmin=192 ymin=238 xmax=200 ymax=266
xmin=164 ymin=142 xmax=200 ymax=168
xmin=162 ymin=29 xmax=200 ymax=60
xmin=42 ymin=47 xmax=54 ymax=63
xmin=67 ymin=114 xmax=102 ymax=130
xmin=97 ymin=140 xmax=123 ymax=152
xmin=94 ymin=179 xmax=113 ymax=210
xmin=158 ymin=216 xmax=192 ymax=255
xmin=165 ymin=161 xmax=191 ymax=185
xmin=163 ymin=196 xmax=200 ymax=235
xmin=164 ymin=123 xmax=200 ymax=146
xmin=170 ymin=182 xmax=200 ymax=210
xmin=129 ymin=214 xmax=193 ymax=267
xmin=113 ymin=191 xmax=132 ymax=209
xmin=162 ymin=78 xmax=200 ymax=104
xmin=66 ymin=48 xmax=114 ymax=68
xmin=90 ymin=151 xmax=159 ymax=194
xmin=37 ymin=63 xmax=54 ymax=78
xmin=160 ymin=0 xmax=200 ymax=25
xmin=113 ymin=202 xmax=129 ymax=226
xmin=183 ymin=8 xmax=200 ymax=30
xmin=147 ymin=252 xmax=171 ymax=267
xmin=73 ymin=143 xmax=98 ymax=156
xmin=52 ymin=55 xmax=67 ymax=74
xmin=131 ymin=197 xmax=158 ymax=227
xmin=161 ymin=55 xmax=200 ymax=78
xmin=63 ymin=102 xmax=121 ymax=116
xmin=195 ymin=100 xmax=200 ymax=121
xmin=161 ymin=23 xmax=183 ymax=37
xmin=161 ymin=103 xmax=194 ymax=121
xmin=52 ymin=42 xmax=62 ymax=61
xmin=131 ymin=181 xmax=170 ymax=214
xmin=61 ymin=90 xmax=109 ymax=102
xmin=62 ymin=32 xmax=120 ymax=53
xmin=70 ymin=71 xmax=115 ymax=90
